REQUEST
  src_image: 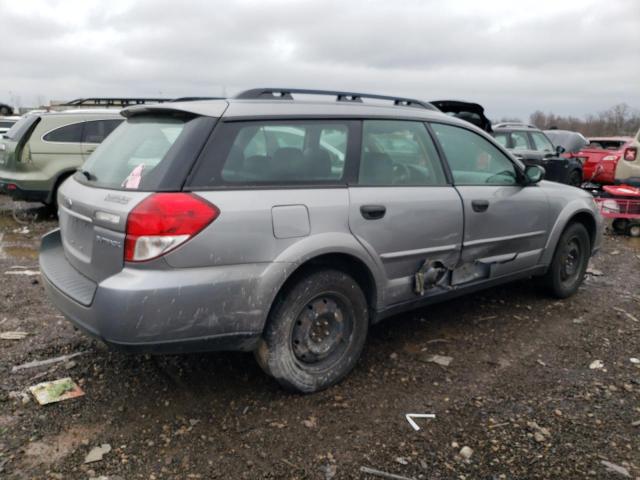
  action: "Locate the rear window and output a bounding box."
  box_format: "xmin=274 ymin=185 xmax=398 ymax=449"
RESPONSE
xmin=0 ymin=120 xmax=16 ymax=128
xmin=189 ymin=120 xmax=353 ymax=186
xmin=4 ymin=115 xmax=40 ymax=142
xmin=587 ymin=140 xmax=626 ymax=150
xmin=80 ymin=116 xmax=189 ymax=190
xmin=43 ymin=122 xmax=84 ymax=143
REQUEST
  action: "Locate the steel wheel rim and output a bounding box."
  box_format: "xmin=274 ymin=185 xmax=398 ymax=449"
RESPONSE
xmin=291 ymin=293 xmax=353 ymax=367
xmin=560 ymin=238 xmax=581 ymax=283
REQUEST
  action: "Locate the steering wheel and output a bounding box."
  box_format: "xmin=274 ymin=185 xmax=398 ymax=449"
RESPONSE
xmin=392 ymin=163 xmax=411 ymax=185
xmin=485 ymin=169 xmax=517 ymax=184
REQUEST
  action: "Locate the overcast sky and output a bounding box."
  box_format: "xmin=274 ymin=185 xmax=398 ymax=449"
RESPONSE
xmin=1 ymin=0 xmax=639 ymax=120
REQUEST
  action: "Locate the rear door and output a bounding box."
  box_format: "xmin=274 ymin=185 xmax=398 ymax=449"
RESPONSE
xmin=348 ymin=120 xmax=463 ymax=305
xmin=430 ymin=122 xmax=548 ymax=278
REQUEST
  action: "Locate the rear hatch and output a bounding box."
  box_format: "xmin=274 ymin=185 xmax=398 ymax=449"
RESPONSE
xmin=0 ymin=114 xmax=41 ymax=170
xmin=430 ymin=100 xmax=492 ymax=133
xmin=58 ymin=110 xmax=219 ymax=282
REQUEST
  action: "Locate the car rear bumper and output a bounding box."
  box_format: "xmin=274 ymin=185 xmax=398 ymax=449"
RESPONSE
xmin=40 ymin=229 xmax=288 ymax=354
xmin=0 ymin=177 xmax=49 ymax=202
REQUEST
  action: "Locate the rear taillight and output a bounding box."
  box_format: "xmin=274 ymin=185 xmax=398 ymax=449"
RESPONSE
xmin=124 ymin=193 xmax=219 ymax=262
xmin=624 ymin=147 xmax=637 ymax=162
xmin=602 ymin=155 xmax=618 ymax=161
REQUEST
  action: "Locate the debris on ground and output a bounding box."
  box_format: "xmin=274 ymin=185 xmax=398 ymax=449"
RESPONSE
xmin=29 ymin=378 xmax=85 ymax=405
xmin=459 ymin=446 xmax=473 ymax=460
xmin=423 ymin=354 xmax=453 ymax=367
xmin=600 ymin=460 xmax=631 ymax=478
xmin=0 ymin=331 xmax=29 ymax=340
xmin=12 ymin=351 xmax=88 ymax=373
xmin=359 ymin=466 xmax=415 ymax=480
xmin=613 ymin=307 xmax=639 ymax=322
xmin=4 ymin=269 xmax=40 ymax=276
xmin=586 ymin=267 xmax=604 ymax=276
xmin=84 ymin=444 xmax=112 ymax=464
xmin=589 ymin=359 xmax=604 ymax=370
xmin=630 ymin=357 xmax=640 ymax=364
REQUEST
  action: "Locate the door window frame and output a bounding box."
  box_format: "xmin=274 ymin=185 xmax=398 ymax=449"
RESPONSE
xmin=429 ymin=121 xmax=526 ymax=187
xmin=352 ymin=119 xmax=453 ymax=188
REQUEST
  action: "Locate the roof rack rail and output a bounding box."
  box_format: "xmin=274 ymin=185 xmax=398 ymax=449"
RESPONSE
xmin=493 ymin=122 xmax=538 ymax=129
xmin=234 ymin=88 xmax=437 ymax=111
xmin=171 ymin=96 xmax=225 ymax=102
xmin=61 ymin=97 xmax=173 ymax=107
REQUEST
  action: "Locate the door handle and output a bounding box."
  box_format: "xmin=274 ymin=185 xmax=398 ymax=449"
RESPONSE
xmin=472 ymin=200 xmax=489 ymax=212
xmin=360 ymin=205 xmax=386 ymax=220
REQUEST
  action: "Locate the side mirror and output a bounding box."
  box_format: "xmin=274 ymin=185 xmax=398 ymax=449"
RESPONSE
xmin=555 ymin=145 xmax=566 ymax=155
xmin=524 ymin=164 xmax=545 ymax=184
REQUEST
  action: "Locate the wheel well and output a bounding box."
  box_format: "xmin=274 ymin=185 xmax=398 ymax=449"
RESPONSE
xmin=568 ymin=211 xmax=596 ymax=247
xmin=273 ymin=253 xmax=377 ymax=321
xmin=48 ymin=170 xmax=75 ymax=204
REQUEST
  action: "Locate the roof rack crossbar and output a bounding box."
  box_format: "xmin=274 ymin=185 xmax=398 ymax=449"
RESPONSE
xmin=234 ymin=88 xmax=437 ymax=110
xmin=62 ymin=97 xmax=173 ymax=107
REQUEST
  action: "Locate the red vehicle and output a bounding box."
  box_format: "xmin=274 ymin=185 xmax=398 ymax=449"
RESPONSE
xmin=570 ymin=137 xmax=634 ymax=184
xmin=594 ymin=184 xmax=640 ymax=237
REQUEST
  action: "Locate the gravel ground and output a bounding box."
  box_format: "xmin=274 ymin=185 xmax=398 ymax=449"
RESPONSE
xmin=0 ymin=194 xmax=639 ymax=480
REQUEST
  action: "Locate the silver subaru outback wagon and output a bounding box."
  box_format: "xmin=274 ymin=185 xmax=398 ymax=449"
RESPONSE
xmin=39 ymin=88 xmax=603 ymax=393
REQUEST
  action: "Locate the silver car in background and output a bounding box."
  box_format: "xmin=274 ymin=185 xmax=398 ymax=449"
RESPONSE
xmin=39 ymin=88 xmax=603 ymax=392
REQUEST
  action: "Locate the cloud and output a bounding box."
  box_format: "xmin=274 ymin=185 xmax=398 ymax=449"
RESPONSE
xmin=0 ymin=0 xmax=638 ymax=119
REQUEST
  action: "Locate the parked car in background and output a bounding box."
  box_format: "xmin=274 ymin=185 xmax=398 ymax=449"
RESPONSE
xmin=0 ymin=109 xmax=123 ymax=206
xmin=0 ymin=102 xmax=14 ymax=116
xmin=617 ymin=129 xmax=640 ymax=186
xmin=493 ymin=123 xmax=583 ymax=186
xmin=568 ymin=136 xmax=634 ymax=185
xmin=40 ymin=88 xmax=602 ymax=393
xmin=0 ymin=116 xmax=21 ymax=136
xmin=544 ymin=129 xmax=588 ymax=155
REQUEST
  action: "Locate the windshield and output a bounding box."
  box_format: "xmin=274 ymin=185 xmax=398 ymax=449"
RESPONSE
xmin=4 ymin=115 xmax=40 ymax=141
xmin=81 ymin=116 xmax=188 ymax=190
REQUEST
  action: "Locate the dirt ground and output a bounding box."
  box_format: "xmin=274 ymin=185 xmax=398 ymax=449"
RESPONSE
xmin=0 ymin=194 xmax=639 ymax=480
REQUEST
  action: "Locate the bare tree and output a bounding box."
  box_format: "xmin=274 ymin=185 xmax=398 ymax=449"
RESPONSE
xmin=529 ymin=104 xmax=640 ymax=137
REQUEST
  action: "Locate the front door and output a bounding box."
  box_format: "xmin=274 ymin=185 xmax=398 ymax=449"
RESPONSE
xmin=430 ymin=122 xmax=549 ymax=280
xmin=348 ymin=120 xmax=464 ymax=306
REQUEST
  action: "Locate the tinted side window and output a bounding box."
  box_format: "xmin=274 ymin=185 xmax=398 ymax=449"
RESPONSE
xmin=83 ymin=119 xmax=123 ymax=144
xmin=43 ymin=122 xmax=84 ymax=143
xmin=431 ymin=123 xmax=518 ymax=186
xmin=530 ymin=132 xmax=554 ymax=152
xmin=359 ymin=120 xmax=446 ymax=186
xmin=190 ymin=121 xmax=351 ymax=186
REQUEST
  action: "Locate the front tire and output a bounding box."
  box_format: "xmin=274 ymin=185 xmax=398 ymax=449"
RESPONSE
xmin=542 ymin=223 xmax=591 ymax=299
xmin=255 ymin=269 xmax=369 ymax=393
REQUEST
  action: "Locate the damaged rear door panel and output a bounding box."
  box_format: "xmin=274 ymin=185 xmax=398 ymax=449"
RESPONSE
xmin=348 ymin=120 xmax=464 ymax=306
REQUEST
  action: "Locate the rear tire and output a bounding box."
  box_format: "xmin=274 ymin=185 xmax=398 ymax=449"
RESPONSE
xmin=568 ymin=169 xmax=582 ymax=187
xmin=255 ymin=269 xmax=368 ymax=393
xmin=612 ymin=219 xmax=629 ymax=234
xmin=0 ymin=106 xmax=10 ymax=116
xmin=541 ymin=223 xmax=590 ymax=299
